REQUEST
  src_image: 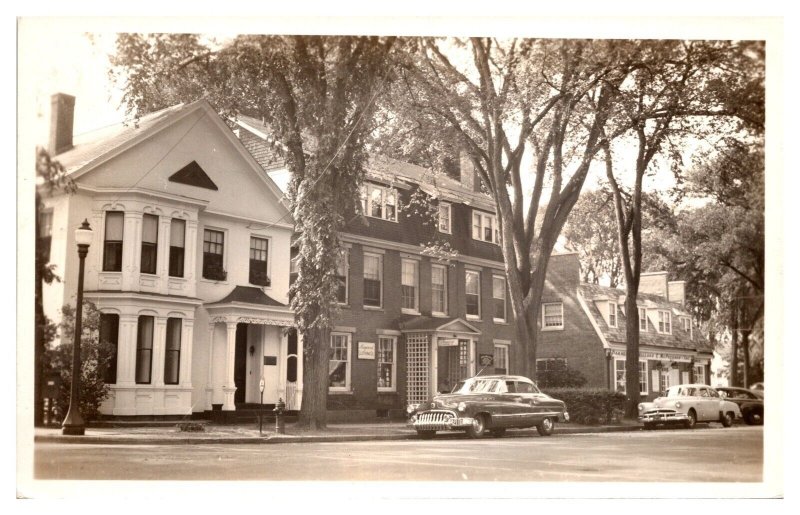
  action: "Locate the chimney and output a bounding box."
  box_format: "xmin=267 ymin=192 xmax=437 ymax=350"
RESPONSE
xmin=459 ymin=152 xmax=478 ymax=192
xmin=639 ymin=271 xmax=669 ymax=299
xmin=668 ymin=281 xmax=686 ymax=305
xmin=547 ymin=252 xmax=581 ymax=291
xmin=49 ymin=93 xmax=75 ymax=156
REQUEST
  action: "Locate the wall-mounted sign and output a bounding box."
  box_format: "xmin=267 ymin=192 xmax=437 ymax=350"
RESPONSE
xmin=358 ymin=341 xmax=376 ymax=360
xmin=479 ymin=354 xmax=494 ymax=366
xmin=264 ymin=356 xmax=277 ymax=366
xmin=438 ymin=338 xmax=458 ymax=347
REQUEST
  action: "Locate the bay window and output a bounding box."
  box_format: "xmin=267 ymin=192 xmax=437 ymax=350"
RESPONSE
xmin=168 ymin=219 xmax=185 ymax=277
xmin=164 ymin=318 xmax=182 ymax=385
xmin=99 ymin=313 xmax=119 ymax=384
xmin=135 ymin=315 xmax=154 ymax=384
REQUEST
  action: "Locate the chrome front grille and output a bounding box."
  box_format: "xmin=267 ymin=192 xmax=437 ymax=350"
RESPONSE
xmin=414 ymin=410 xmax=456 ymax=430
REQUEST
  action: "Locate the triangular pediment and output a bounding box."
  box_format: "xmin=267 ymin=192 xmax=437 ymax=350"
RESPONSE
xmin=168 ymin=160 xmax=218 ymax=191
xmin=437 ymin=318 xmax=481 ymax=335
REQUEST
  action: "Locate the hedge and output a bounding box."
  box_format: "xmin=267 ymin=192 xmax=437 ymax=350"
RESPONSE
xmin=542 ymin=388 xmax=627 ymax=425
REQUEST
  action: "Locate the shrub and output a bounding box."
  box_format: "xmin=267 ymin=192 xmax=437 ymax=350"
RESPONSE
xmin=537 ymin=365 xmax=588 ymax=388
xmin=45 ymin=302 xmax=113 ymax=422
xmin=542 ymin=388 xmax=627 ymax=425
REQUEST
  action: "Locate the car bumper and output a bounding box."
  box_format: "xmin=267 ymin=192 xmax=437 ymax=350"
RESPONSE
xmin=639 ymin=411 xmax=689 ymax=424
xmin=408 ymin=410 xmax=475 ymax=431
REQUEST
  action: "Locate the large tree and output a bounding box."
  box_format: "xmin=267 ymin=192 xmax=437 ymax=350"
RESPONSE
xmin=111 ymin=34 xmax=399 ymax=429
xmin=35 ymin=147 xmax=75 ymax=426
xmin=595 ymin=40 xmax=763 ymax=416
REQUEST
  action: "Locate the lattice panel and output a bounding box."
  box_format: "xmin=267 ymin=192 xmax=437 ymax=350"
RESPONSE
xmin=406 ymin=334 xmax=430 ymax=406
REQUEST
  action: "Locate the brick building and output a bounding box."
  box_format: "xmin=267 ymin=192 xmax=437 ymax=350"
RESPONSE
xmin=236 ymin=117 xmax=517 ymax=421
xmin=537 ymin=253 xmax=714 ymax=400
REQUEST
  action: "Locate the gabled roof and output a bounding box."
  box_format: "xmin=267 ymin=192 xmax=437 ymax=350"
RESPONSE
xmin=206 ymin=286 xmax=286 ymax=307
xmin=578 ymin=283 xmax=712 ymax=353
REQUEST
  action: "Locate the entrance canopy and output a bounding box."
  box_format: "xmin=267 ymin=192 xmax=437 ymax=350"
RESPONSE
xmin=205 ymin=285 xmax=293 ymax=326
xmin=399 ymin=316 xmax=481 ymax=336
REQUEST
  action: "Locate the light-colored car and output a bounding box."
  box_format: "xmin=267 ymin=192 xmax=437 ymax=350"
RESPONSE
xmin=407 ymin=375 xmax=569 ymax=439
xmin=638 ymin=384 xmax=742 ymax=429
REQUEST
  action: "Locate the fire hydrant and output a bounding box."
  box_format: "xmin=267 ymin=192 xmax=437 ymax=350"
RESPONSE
xmin=274 ymin=398 xmax=286 ymax=434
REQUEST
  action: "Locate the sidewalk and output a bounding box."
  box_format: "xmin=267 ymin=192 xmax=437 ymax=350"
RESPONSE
xmin=34 ymin=420 xmax=643 ymax=445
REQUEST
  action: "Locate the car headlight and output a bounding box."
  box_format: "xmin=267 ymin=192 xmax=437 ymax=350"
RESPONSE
xmin=457 ymin=402 xmax=466 ymax=412
xmin=675 ymin=402 xmax=681 ymax=409
xmin=406 ymin=403 xmax=419 ymax=414
xmin=638 ymin=404 xmax=644 ymax=411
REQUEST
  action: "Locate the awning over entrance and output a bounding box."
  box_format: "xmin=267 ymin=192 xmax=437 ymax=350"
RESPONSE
xmin=398 ymin=316 xmax=481 ymax=335
xmin=205 ymin=285 xmax=293 ymax=326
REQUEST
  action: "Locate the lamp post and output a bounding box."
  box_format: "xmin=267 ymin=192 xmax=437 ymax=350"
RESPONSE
xmin=62 ymin=220 xmax=92 ymax=436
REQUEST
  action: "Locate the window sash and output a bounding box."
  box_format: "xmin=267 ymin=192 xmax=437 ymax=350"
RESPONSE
xmin=103 ymin=212 xmax=124 ymax=272
xmin=608 ymin=302 xmax=617 ymax=327
xmin=99 ymin=313 xmax=119 ymax=384
xmin=377 ymin=337 xmax=396 ymax=391
xmin=543 ymin=302 xmax=564 ymax=328
xmin=363 ymin=183 xmax=398 ymax=222
xmin=639 ymin=308 xmax=647 ymax=331
xmin=465 ymin=271 xmax=480 ymax=317
xmin=493 ymin=276 xmax=506 ymax=321
xmin=335 ymin=249 xmax=349 ymax=304
xmin=203 ymin=229 xmax=225 ymax=279
xmin=658 ymin=311 xmax=672 ymax=333
xmin=494 ymin=344 xmax=509 ymax=374
xmin=401 ymin=260 xmax=418 ymax=311
xmin=135 ymin=316 xmax=154 ymax=384
xmin=164 ymin=318 xmax=181 ymax=385
xmin=472 ymin=210 xmax=498 ymax=243
xmin=140 ymin=214 xmax=159 ymax=275
xmin=169 ymin=219 xmax=185 ymax=278
xmin=431 ymin=265 xmax=447 ymax=314
xmin=363 ymin=254 xmax=382 ymax=307
xmin=438 ymin=202 xmax=451 ymax=233
xmin=249 ymin=237 xmax=270 ymax=286
xmin=615 ymin=359 xmax=648 ymax=394
xmin=329 ymin=333 xmax=350 ymax=390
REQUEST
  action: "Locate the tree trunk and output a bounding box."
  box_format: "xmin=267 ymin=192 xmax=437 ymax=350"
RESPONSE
xmin=297 ymin=325 xmax=331 ymax=430
xmin=742 ymin=329 xmax=751 ymax=389
xmin=730 ymin=308 xmax=740 ymax=387
xmin=624 ymin=294 xmax=641 ymax=419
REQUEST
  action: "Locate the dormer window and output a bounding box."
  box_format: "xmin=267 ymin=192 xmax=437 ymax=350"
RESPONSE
xmin=472 ymin=210 xmax=500 ymax=244
xmin=658 ymin=310 xmax=672 ymax=334
xmin=438 ymin=202 xmax=451 ymax=234
xmin=361 ymin=183 xmax=398 ymax=222
xmin=638 ymin=307 xmax=647 ymax=332
xmin=608 ymin=302 xmax=618 ymax=328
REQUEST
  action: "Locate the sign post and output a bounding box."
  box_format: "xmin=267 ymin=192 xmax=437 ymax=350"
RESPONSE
xmin=259 ymin=378 xmax=265 ymax=436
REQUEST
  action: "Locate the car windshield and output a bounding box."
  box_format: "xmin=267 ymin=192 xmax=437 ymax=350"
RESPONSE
xmin=665 ymin=386 xmax=694 ymax=397
xmin=457 ymin=379 xmax=500 ymax=393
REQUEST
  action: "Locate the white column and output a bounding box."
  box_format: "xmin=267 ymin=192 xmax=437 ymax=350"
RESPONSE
xmin=117 ymin=314 xmax=139 ymax=386
xmin=277 ymin=328 xmax=286 ymax=401
xmin=152 ymin=317 xmax=167 ymax=387
xmin=184 ymin=220 xmax=199 ymax=298
xmin=122 ymin=212 xmax=142 ymax=291
xmin=205 ymin=323 xmax=216 ymax=409
xmin=296 ymin=331 xmax=304 ymax=409
xmin=181 ymin=318 xmax=194 ymax=389
xmin=222 ymin=320 xmax=238 ymax=410
xmin=157 ymin=215 xmax=171 ymax=294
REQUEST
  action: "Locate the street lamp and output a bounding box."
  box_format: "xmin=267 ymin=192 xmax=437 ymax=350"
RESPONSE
xmin=62 ymin=219 xmax=92 ymax=436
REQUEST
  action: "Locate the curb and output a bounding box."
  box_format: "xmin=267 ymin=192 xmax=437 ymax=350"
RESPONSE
xmin=34 ymin=424 xmax=642 ymax=445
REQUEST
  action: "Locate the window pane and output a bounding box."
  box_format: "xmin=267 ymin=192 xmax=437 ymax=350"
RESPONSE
xmin=170 ymin=219 xmax=185 ymax=247
xmin=544 ymin=303 xmax=563 ymax=327
xmin=164 ymin=318 xmax=181 ymax=385
xmin=105 ymin=212 xmax=124 ymax=240
xmin=472 ymin=212 xmax=481 ymax=239
xmin=136 ymin=316 xmax=154 ymax=384
xmin=141 ymin=215 xmax=158 ymax=274
xmin=203 ymin=229 xmax=225 ymax=280
xmin=401 ymin=260 xmax=418 ymax=310
xmin=465 ymin=271 xmax=479 ymax=294
xmin=385 ymin=189 xmax=396 ymax=221
xmin=99 ymin=313 xmax=119 ymax=384
xmin=370 ymin=186 xmax=383 ymax=218
xmin=432 ymin=265 xmax=446 ymax=313
xmin=142 ymin=214 xmax=158 ymax=243
xmin=438 ymin=203 xmax=450 ymax=232
xmin=104 ymin=212 xmax=124 ymax=272
xmin=363 ymin=255 xmax=381 ymax=306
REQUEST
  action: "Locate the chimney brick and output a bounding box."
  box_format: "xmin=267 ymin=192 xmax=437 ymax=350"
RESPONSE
xmin=49 ymin=93 xmax=75 ymax=156
xmin=668 ymin=281 xmax=686 ymax=305
xmin=639 ymin=271 xmax=669 ymax=299
xmin=459 ymin=152 xmax=475 ymax=192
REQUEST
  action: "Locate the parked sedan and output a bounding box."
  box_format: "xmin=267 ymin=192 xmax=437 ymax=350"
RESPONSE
xmin=407 ymin=375 xmax=569 ymax=439
xmin=638 ymin=384 xmax=742 ymax=429
xmin=717 ymin=386 xmax=764 ymax=425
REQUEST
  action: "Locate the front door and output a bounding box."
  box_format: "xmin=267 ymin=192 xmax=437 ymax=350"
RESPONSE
xmin=435 ymin=338 xmax=472 ymax=393
xmin=234 ymin=323 xmax=248 ymax=404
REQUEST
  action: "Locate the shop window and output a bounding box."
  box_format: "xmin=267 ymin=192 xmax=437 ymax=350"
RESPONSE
xmin=377 ymin=337 xmax=397 ymax=392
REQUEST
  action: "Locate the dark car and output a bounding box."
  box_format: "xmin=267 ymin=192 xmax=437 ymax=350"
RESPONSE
xmin=717 ymin=386 xmax=764 ymax=425
xmin=407 ymin=375 xmax=569 ymax=439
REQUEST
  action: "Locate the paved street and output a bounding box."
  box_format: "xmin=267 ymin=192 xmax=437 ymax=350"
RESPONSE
xmin=34 ymin=425 xmax=762 ymax=482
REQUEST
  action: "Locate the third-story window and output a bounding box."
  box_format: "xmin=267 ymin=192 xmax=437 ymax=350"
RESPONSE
xmin=465 ymin=270 xmax=481 ymax=318
xmin=608 ymin=301 xmax=618 ymax=328
xmin=202 ymin=229 xmax=225 ymax=280
xmin=103 ymin=211 xmax=124 ymax=272
xmin=639 ymin=307 xmax=648 ymax=332
xmin=140 ymin=214 xmax=159 ymax=274
xmin=164 ymin=318 xmax=182 ymax=385
xmin=658 ymin=310 xmax=672 ymax=334
xmin=361 ymin=183 xmax=398 ymax=222
xmin=472 ymin=211 xmax=500 ymax=244
xmin=335 ymin=249 xmax=349 ymax=304
xmin=493 ymin=276 xmax=506 ymax=322
xmin=249 ymin=236 xmax=270 ymax=286
xmin=401 ymin=259 xmax=419 ymax=312
xmin=363 ymin=253 xmax=383 ymax=307
xmin=135 ymin=315 xmax=154 ymax=384
xmin=168 ymin=219 xmax=185 ymax=277
xmin=431 ymin=264 xmax=447 ymax=315
xmin=377 ymin=336 xmax=397 ymax=391
xmin=438 ymin=202 xmax=451 ymax=233
xmin=542 ymin=302 xmax=564 ymax=329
